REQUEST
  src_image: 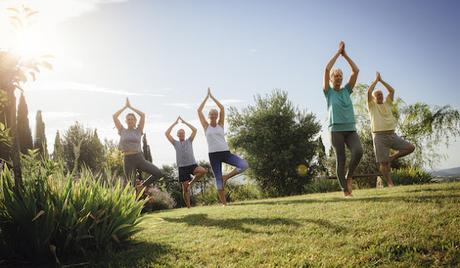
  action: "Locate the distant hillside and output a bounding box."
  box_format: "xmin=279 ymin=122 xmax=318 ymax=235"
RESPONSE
xmin=431 ymin=166 xmax=460 ymax=177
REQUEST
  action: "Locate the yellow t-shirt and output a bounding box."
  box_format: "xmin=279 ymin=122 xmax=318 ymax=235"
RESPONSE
xmin=367 ymin=99 xmax=396 ymax=132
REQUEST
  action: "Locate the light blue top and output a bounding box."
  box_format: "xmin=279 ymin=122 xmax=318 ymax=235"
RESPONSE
xmin=173 ymin=138 xmax=197 ymax=167
xmin=324 ymin=84 xmax=357 ymax=132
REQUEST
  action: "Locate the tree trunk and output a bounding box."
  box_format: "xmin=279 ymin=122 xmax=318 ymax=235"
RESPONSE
xmin=5 ymin=86 xmax=22 ymax=188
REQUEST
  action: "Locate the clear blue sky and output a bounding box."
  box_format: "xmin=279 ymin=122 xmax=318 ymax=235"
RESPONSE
xmin=4 ymin=0 xmax=459 ymax=169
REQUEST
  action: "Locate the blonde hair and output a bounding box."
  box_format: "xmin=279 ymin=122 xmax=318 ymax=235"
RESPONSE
xmin=330 ymin=68 xmax=343 ymax=79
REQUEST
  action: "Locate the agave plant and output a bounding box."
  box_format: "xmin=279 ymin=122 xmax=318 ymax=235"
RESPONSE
xmin=0 ymin=155 xmax=146 ymax=264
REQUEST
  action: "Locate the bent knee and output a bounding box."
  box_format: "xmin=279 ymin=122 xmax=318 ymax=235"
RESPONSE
xmin=240 ymin=160 xmax=249 ymax=172
xmin=408 ymin=144 xmax=415 ymax=153
xmin=196 ymin=167 xmax=208 ymax=175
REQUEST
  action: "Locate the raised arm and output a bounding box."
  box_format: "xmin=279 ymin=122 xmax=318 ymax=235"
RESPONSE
xmin=126 ymin=98 xmax=145 ymax=132
xmin=112 ymin=100 xmax=128 ymax=133
xmin=180 ymin=116 xmax=198 ymax=142
xmin=368 ymin=72 xmax=380 ymax=103
xmin=208 ymin=89 xmax=225 ymax=127
xmin=342 ymin=43 xmax=360 ymax=90
xmin=197 ymin=90 xmax=210 ymax=129
xmin=379 ymin=75 xmax=395 ymax=103
xmin=165 ymin=117 xmax=180 ymax=145
xmin=323 ymin=42 xmax=344 ymax=92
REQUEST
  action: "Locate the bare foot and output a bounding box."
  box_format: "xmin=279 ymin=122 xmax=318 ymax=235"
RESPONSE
xmin=346 ymin=177 xmax=353 ymax=195
xmin=222 ymin=174 xmax=230 ymax=185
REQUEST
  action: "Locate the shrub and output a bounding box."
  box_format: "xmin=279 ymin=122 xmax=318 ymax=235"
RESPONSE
xmin=142 ymin=186 xmax=176 ymax=211
xmin=304 ymin=178 xmax=341 ymax=194
xmin=391 ymin=166 xmax=433 ymax=185
xmin=195 ymin=187 xmax=219 ymax=205
xmin=227 ymin=182 xmax=262 ymax=201
xmin=0 ymin=154 xmax=145 ymax=265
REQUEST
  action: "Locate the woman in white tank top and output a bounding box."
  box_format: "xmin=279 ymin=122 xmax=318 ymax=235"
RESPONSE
xmin=198 ymin=88 xmax=248 ymax=206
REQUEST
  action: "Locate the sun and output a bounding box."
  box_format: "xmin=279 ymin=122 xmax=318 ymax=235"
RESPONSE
xmin=5 ymin=5 xmax=53 ymax=61
xmin=12 ymin=27 xmax=50 ymax=60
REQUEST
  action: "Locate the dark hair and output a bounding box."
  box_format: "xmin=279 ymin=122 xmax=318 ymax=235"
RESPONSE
xmin=126 ymin=113 xmax=136 ymax=120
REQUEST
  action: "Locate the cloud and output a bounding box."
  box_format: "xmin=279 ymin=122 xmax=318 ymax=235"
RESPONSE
xmin=0 ymin=0 xmax=132 ymax=25
xmin=221 ymin=99 xmax=246 ymax=105
xmin=26 ymin=80 xmax=164 ymax=97
xmin=163 ymin=103 xmax=194 ymax=109
xmin=41 ymin=111 xmax=83 ymax=119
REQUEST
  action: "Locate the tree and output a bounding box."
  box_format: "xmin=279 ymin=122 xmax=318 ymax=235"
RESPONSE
xmin=62 ymin=122 xmax=105 ymax=173
xmin=52 ymin=130 xmax=64 ymax=161
xmin=34 ymin=110 xmax=48 ymax=157
xmin=142 ymin=133 xmax=152 ymax=162
xmin=314 ymin=136 xmax=329 ymax=177
xmin=17 ymin=93 xmax=33 ymax=154
xmin=227 ymin=90 xmax=321 ymax=197
xmin=0 ymin=6 xmax=52 ymax=187
xmin=103 ymin=139 xmax=124 ymax=177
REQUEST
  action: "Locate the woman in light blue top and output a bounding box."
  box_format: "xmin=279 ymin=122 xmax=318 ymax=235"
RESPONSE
xmin=198 ymin=88 xmax=248 ymax=206
xmin=113 ymin=98 xmax=162 ymax=189
xmin=323 ymin=41 xmax=363 ymax=197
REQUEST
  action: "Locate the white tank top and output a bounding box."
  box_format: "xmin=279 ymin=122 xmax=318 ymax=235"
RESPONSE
xmin=205 ymin=124 xmax=229 ymax=153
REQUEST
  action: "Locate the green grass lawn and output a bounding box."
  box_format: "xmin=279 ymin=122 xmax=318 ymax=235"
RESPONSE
xmin=95 ymin=182 xmax=460 ymax=267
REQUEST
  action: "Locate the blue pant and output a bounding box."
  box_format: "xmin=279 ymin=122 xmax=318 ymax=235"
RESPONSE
xmin=209 ymin=151 xmax=248 ymax=190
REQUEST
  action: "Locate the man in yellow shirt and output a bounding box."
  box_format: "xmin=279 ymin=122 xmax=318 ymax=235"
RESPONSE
xmin=367 ymin=72 xmax=415 ymax=187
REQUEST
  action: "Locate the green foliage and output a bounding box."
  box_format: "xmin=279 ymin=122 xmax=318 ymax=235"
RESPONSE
xmin=226 ymin=182 xmax=262 ymax=201
xmin=303 ymin=178 xmax=340 ymax=194
xmin=17 ymin=93 xmax=33 ymax=154
xmin=228 ymin=90 xmax=321 ymax=197
xmin=194 ymin=186 xmax=219 ymax=205
xmin=391 ymin=166 xmax=433 ymax=185
xmin=398 ymin=103 xmax=460 ymax=168
xmin=0 ymin=151 xmax=145 ymax=264
xmin=103 ymin=139 xmax=124 ymax=177
xmin=142 ymin=187 xmax=176 ymax=211
xmin=34 ymin=110 xmax=48 ymax=156
xmin=52 ymin=130 xmax=64 ymax=161
xmin=62 ymin=122 xmax=105 ymax=173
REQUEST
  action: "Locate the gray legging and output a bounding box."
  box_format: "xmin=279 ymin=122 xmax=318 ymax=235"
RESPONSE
xmin=123 ymin=153 xmax=162 ymax=187
xmin=331 ymin=131 xmax=363 ymax=192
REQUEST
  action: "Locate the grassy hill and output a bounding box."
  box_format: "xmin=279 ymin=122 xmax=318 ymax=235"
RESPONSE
xmin=95 ymin=182 xmax=460 ymax=267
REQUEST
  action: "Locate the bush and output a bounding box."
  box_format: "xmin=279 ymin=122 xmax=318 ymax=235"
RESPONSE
xmin=0 ymin=154 xmax=145 ymax=264
xmin=304 ymin=178 xmax=341 ymax=194
xmin=391 ymin=166 xmax=433 ymax=185
xmin=195 ymin=187 xmax=219 ymax=205
xmin=227 ymin=182 xmax=262 ymax=201
xmin=142 ymin=186 xmax=176 ymax=211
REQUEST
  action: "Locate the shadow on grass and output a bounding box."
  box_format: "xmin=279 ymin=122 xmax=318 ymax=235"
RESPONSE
xmin=89 ymin=241 xmax=175 ymax=268
xmin=230 ymin=193 xmax=460 ymax=207
xmin=162 ymin=213 xmax=301 ymax=234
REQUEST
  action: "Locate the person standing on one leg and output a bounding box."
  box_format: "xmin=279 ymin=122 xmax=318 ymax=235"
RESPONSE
xmin=323 ymin=41 xmax=363 ymax=197
xmin=113 ymin=98 xmax=163 ymax=192
xmin=165 ymin=116 xmax=207 ymax=208
xmin=198 ymin=88 xmax=249 ymax=206
xmin=367 ymin=72 xmax=415 ymax=187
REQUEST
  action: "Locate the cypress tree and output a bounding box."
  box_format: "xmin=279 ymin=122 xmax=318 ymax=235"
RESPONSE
xmin=53 ymin=130 xmax=64 ymax=161
xmin=17 ymin=93 xmax=33 ymax=154
xmin=34 ymin=110 xmax=48 ymax=156
xmin=142 ymin=133 xmax=152 ymax=162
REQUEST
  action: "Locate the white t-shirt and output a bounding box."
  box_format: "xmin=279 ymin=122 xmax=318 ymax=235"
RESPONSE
xmin=205 ymin=124 xmax=229 ymax=153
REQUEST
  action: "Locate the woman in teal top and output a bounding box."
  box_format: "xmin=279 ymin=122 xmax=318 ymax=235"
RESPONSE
xmin=323 ymin=41 xmax=363 ymax=197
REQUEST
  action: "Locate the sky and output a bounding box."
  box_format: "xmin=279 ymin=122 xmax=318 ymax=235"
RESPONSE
xmin=0 ymin=0 xmax=459 ymax=170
